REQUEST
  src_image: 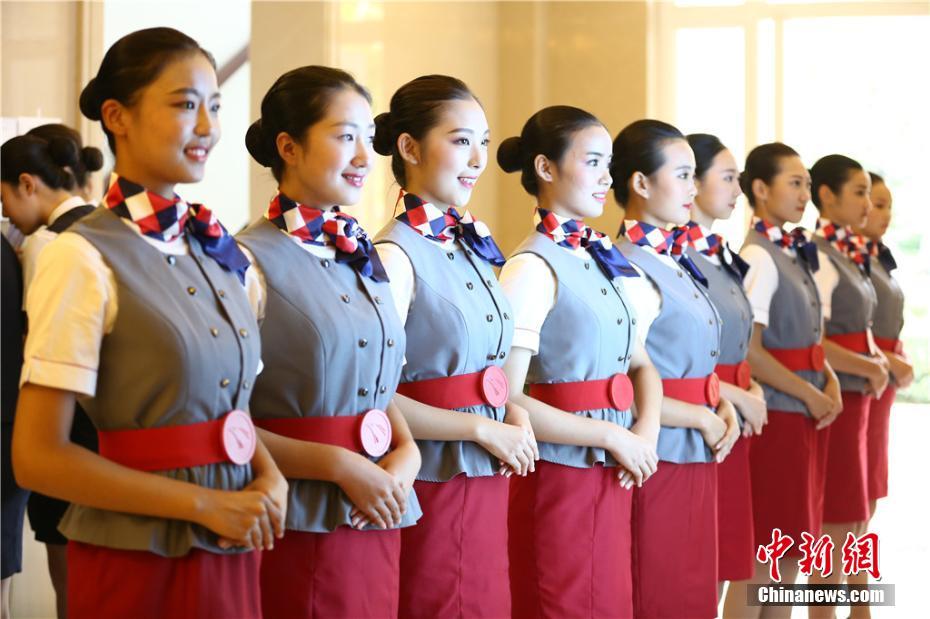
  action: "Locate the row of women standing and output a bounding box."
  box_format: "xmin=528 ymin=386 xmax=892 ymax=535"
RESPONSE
xmin=2 ymin=27 xmax=909 ymax=619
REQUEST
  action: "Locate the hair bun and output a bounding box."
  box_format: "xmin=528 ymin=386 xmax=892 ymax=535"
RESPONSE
xmin=47 ymin=137 xmax=80 ymax=168
xmin=372 ymin=112 xmax=394 ymax=156
xmin=496 ymin=136 xmax=523 ymax=173
xmin=81 ymin=146 xmax=105 ymax=172
xmin=244 ymin=119 xmax=273 ymax=167
xmin=79 ymin=77 xmax=103 ymax=121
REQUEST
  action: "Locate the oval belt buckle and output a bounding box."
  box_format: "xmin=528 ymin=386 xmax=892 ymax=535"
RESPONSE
xmin=221 ymin=409 xmax=257 ymax=465
xmin=736 ymin=360 xmax=753 ymax=390
xmin=480 ymin=366 xmax=510 ymax=408
xmin=704 ymin=373 xmax=721 ymax=408
xmin=608 ymin=374 xmax=635 ymax=411
xmin=810 ymin=344 xmax=826 ymax=372
xmin=359 ymin=409 xmax=392 ymax=457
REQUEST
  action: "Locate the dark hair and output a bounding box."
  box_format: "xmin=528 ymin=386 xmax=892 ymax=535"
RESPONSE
xmin=2 ymin=135 xmax=81 ymax=190
xmin=373 ymin=75 xmax=478 ymax=187
xmin=610 ymin=119 xmax=685 ymax=205
xmin=79 ymin=27 xmax=216 ymax=153
xmin=686 ymin=133 xmax=727 ymax=180
xmin=810 ymin=154 xmax=863 ymax=209
xmin=26 ymin=124 xmax=104 ymax=188
xmin=497 ymin=106 xmax=603 ymax=196
xmin=869 ymin=171 xmax=885 ymax=186
xmin=739 ymin=142 xmax=800 ymax=208
xmin=245 ymin=66 xmax=371 ymax=182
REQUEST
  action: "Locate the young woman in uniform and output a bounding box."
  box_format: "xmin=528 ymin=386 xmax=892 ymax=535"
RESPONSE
xmin=372 ymin=74 xmax=538 ymax=619
xmin=238 ymin=65 xmax=422 ymax=618
xmin=684 ymin=133 xmax=768 ymax=617
xmin=612 ymin=119 xmax=740 ymax=619
xmin=808 ymin=155 xmax=889 ymax=619
xmin=497 ymin=105 xmax=661 ymax=619
xmin=0 ymin=126 xmax=104 ymax=619
xmin=738 ymin=143 xmax=842 ymax=619
xmin=11 ymin=27 xmax=287 ymax=619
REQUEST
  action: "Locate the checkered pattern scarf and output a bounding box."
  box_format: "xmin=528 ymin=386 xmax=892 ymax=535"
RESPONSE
xmin=752 ymin=216 xmax=820 ymax=273
xmin=395 ymin=191 xmax=505 ymax=266
xmin=266 ymin=192 xmax=387 ymax=282
xmin=676 ymin=221 xmax=749 ymax=280
xmin=103 ymin=173 xmax=249 ymax=283
xmin=866 ymin=240 xmax=897 ymax=273
xmin=620 ymin=219 xmax=708 ymax=286
xmin=535 ymin=208 xmax=637 ymax=278
xmin=815 ymin=218 xmax=870 ymax=274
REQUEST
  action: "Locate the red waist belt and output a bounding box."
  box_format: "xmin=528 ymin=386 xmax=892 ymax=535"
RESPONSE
xmin=395 ymin=366 xmax=509 ymax=409
xmin=253 ymin=410 xmax=392 ymax=458
xmin=715 ymin=360 xmax=752 ymax=389
xmin=826 ymin=331 xmax=871 ymax=354
xmin=662 ymin=374 xmax=720 ymax=407
xmin=767 ymin=344 xmax=826 ymax=372
xmin=98 ymin=410 xmax=257 ymax=472
xmin=528 ymin=373 xmax=634 ymax=412
xmin=874 ymin=336 xmax=903 ymax=354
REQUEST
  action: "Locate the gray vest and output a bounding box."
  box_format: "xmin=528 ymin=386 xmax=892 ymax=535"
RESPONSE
xmin=814 ymin=237 xmax=878 ymax=393
xmin=870 ymin=259 xmax=905 ymax=344
xmin=375 ymin=219 xmax=514 ymax=481
xmin=237 ymin=219 xmax=419 ymax=531
xmin=617 ymin=239 xmax=721 ymax=464
xmin=61 ymin=207 xmax=261 ymax=557
xmin=689 ymin=249 xmax=754 ymax=426
xmin=742 ymin=229 xmax=826 ymax=414
xmin=512 ymin=232 xmax=635 ymax=468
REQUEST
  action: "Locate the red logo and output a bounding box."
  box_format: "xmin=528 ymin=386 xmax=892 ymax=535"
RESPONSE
xmin=608 ymin=373 xmax=635 ymax=411
xmin=480 ymin=366 xmax=509 ymax=408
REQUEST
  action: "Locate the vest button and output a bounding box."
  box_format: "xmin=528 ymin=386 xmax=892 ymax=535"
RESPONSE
xmin=486 ymin=279 xmax=494 ymax=287
xmin=677 ymin=271 xmax=683 ymax=278
xmin=503 ymin=313 xmax=510 ymax=320
xmin=374 ymin=296 xmax=383 ymax=304
xmin=187 ymin=286 xmax=197 ymax=295
xmin=465 ymin=248 xmax=473 ymax=256
xmin=711 ymin=350 xmax=718 ymax=357
xmin=601 ymin=288 xmax=608 ymax=295
xmin=321 ymin=259 xmax=331 ymax=268
xmin=693 ymin=293 xmax=699 ymax=299
xmin=792 ymin=259 xmax=798 ymax=264
xmin=708 ymin=319 xmax=713 ymax=325
xmin=239 ymin=328 xmax=249 ymax=338
xmin=487 ymin=354 xmax=496 ymax=360
xmin=243 ymin=381 xmax=251 ymax=389
xmin=499 ymin=352 xmax=505 ymax=359
xmin=730 ymin=288 xmax=737 ymax=295
xmin=447 ymin=252 xmax=455 ymax=260
xmin=387 ymin=339 xmax=395 ymax=347
xmin=359 ymin=339 xmax=368 ymax=348
xmin=210 ymin=327 xmax=219 ymax=337
xmin=358 ymin=387 xmax=369 ymax=396
xmin=617 ymin=318 xmax=624 ymax=325
xmin=341 ymin=294 xmax=350 ymax=303
xmin=379 ymin=386 xmax=387 ymax=394
xmin=584 ymin=262 xmax=591 ymax=270
xmin=220 ymin=378 xmax=230 ymax=387
xmin=631 ymin=318 xmax=637 ymax=325
xmin=466 ymin=282 xmax=474 ymax=290
xmin=618 ymin=356 xmax=623 ymax=362
xmin=218 ymin=290 xmax=226 ymax=298
xmin=166 ymin=255 xmax=176 ymax=266
xmin=486 ymin=314 xmax=494 ymax=322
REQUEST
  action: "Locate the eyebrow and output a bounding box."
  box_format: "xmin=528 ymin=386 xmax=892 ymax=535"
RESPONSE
xmin=168 ymin=87 xmax=221 ymax=100
xmin=586 ymin=152 xmax=606 ymax=157
xmin=447 ymin=128 xmax=490 ymax=135
xmin=329 ymin=121 xmax=376 ymax=129
xmin=675 ymin=165 xmax=694 ymax=171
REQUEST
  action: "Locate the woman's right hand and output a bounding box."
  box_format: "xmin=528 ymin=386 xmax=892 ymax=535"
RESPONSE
xmin=803 ymin=382 xmax=840 ymax=425
xmin=198 ymin=488 xmax=273 ymax=550
xmin=738 ymin=383 xmax=768 ymax=436
xmin=865 ymin=357 xmax=890 ymax=399
xmin=334 ymin=453 xmax=406 ymax=530
xmin=604 ymin=425 xmax=658 ymax=489
xmin=474 ymin=417 xmax=536 ymax=477
xmin=698 ymin=405 xmax=727 ymax=451
xmin=887 ymin=353 xmax=914 ymax=389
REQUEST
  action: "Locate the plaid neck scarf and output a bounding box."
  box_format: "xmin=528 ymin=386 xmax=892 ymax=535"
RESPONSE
xmin=676 ymin=221 xmax=750 ymax=280
xmin=535 ymin=208 xmax=638 ymax=279
xmin=620 ymin=219 xmax=708 ymax=286
xmin=752 ymin=216 xmax=820 ymax=273
xmin=266 ymin=192 xmax=387 ymax=282
xmin=815 ymin=218 xmax=870 ymax=274
xmin=395 ymin=191 xmax=505 ymax=266
xmin=103 ymin=174 xmax=249 ymax=283
xmin=866 ymin=240 xmax=897 ymax=273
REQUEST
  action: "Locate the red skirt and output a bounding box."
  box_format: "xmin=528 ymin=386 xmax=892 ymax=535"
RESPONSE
xmin=509 ymin=461 xmax=633 ymax=619
xmin=716 ymin=437 xmax=755 ymax=582
xmin=260 ymin=526 xmax=400 ymax=619
xmin=867 ymin=385 xmax=895 ymax=501
xmin=399 ymin=474 xmax=510 ymax=619
xmin=750 ymin=411 xmax=827 ymax=554
xmin=67 ymin=541 xmax=260 ymax=619
xmin=631 ymin=461 xmax=718 ymax=619
xmin=823 ymin=391 xmax=872 ymax=523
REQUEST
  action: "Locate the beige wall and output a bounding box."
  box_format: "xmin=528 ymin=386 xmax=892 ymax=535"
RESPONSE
xmin=249 ymin=1 xmax=649 ymax=252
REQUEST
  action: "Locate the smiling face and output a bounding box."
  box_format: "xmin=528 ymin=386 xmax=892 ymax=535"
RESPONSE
xmin=541 ymin=124 xmax=613 ymax=220
xmin=402 ymin=97 xmax=489 ymax=209
xmin=638 ymin=138 xmax=697 ymax=226
xmin=279 ymin=88 xmax=374 ymax=208
xmin=855 ymin=180 xmax=892 ymax=241
xmin=104 ymin=52 xmax=220 ymax=197
xmin=694 ymin=148 xmax=741 ymax=222
xmin=820 ymin=168 xmax=872 ymax=228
